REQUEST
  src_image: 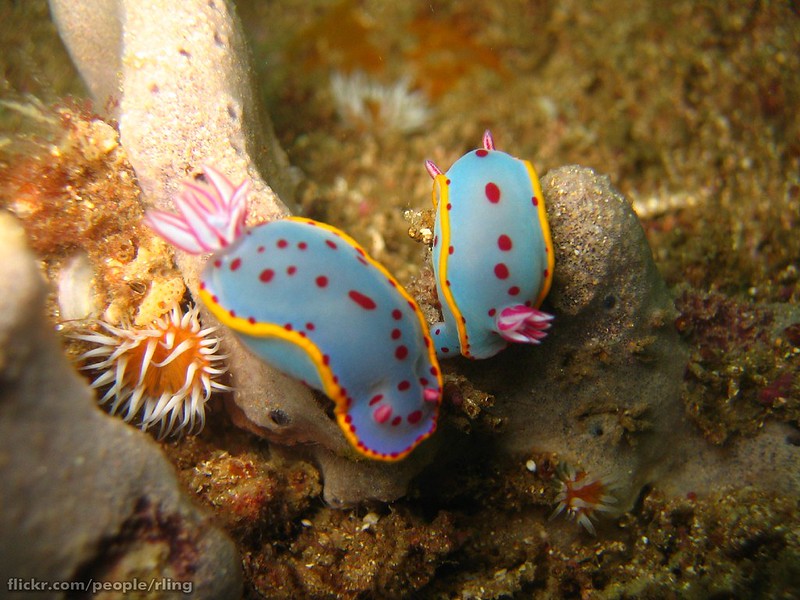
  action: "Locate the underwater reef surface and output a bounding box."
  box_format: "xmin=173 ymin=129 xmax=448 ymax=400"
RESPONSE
xmin=1 ymin=0 xmax=799 ymax=598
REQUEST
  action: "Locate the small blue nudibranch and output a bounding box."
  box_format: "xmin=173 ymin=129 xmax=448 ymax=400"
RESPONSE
xmin=146 ymin=166 xmax=442 ymax=461
xmin=425 ymin=131 xmax=555 ymax=359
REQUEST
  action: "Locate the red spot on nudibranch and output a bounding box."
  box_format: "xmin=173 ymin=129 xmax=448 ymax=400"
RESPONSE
xmin=494 ymin=263 xmax=509 ymax=279
xmin=392 ymin=309 xmax=402 ymax=320
xmin=259 ymin=269 xmax=275 ymax=283
xmin=326 ymin=240 xmax=337 ymax=250
xmin=475 ymin=149 xmax=488 ymax=157
xmin=498 ymin=234 xmax=512 ymax=251
xmin=488 ymin=308 xmax=496 ymax=316
xmin=306 ymin=322 xmax=315 ymax=330
xmin=448 ymin=245 xmax=454 ymax=255
xmin=391 ymin=416 xmax=402 ymax=426
xmin=287 ymin=266 xmax=297 ymax=275
xmin=348 ymin=290 xmax=377 ymax=310
xmin=248 ymin=316 xmax=256 ymax=324
xmin=257 ymin=246 xmax=265 ymax=253
xmin=395 ymin=345 xmax=408 ymax=360
xmin=298 ymin=241 xmax=307 ymax=250
xmin=213 ymin=259 xmax=222 ymax=268
xmin=277 ymin=239 xmax=288 ymax=248
xmin=532 ymin=196 xmax=539 ymax=206
xmin=316 ymin=275 xmax=328 ymax=288
xmin=407 ymin=410 xmax=422 ymax=424
xmin=485 ymin=182 xmax=501 ymax=203
xmin=398 ymin=380 xmax=410 ymax=391
xmin=369 ymin=394 xmax=383 ymax=406
xmin=391 ymin=328 xmax=401 ymax=340
xmin=508 ymin=286 xmax=520 ymax=296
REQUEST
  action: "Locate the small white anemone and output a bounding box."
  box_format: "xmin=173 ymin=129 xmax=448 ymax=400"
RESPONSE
xmin=330 ymin=70 xmax=431 ymax=133
xmin=72 ymin=304 xmax=230 ymax=438
xmin=57 ymin=252 xmax=97 ymax=321
xmin=550 ymin=462 xmax=617 ymax=535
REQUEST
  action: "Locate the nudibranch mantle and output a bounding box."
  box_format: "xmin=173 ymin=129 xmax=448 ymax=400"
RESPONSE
xmin=147 ymin=167 xmax=442 ymax=461
xmin=426 ymin=131 xmax=555 ymax=359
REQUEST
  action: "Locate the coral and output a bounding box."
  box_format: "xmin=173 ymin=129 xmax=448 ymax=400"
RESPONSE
xmin=0 ymin=102 xmax=182 ymax=326
xmin=73 ymin=304 xmax=230 ymax=438
xmin=246 ymin=507 xmax=459 ymax=600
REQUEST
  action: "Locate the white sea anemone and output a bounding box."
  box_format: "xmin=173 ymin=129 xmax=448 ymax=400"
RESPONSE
xmin=330 ymin=70 xmax=431 ymax=133
xmin=73 ymin=304 xmax=229 ymax=438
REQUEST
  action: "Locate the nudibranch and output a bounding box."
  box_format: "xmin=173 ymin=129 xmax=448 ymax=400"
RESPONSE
xmin=146 ymin=166 xmax=442 ymax=461
xmin=425 ymin=130 xmax=555 ymax=359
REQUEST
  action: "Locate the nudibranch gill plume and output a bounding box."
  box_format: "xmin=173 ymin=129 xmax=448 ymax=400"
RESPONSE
xmin=425 ymin=130 xmax=555 ymax=359
xmin=146 ymin=166 xmax=442 ymax=461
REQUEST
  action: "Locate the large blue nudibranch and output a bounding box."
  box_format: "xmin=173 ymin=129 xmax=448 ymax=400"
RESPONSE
xmin=425 ymin=131 xmax=555 ymax=359
xmin=147 ymin=166 xmax=442 ymax=461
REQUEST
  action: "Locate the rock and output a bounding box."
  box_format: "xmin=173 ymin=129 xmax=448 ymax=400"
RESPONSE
xmin=463 ymin=166 xmax=690 ymax=511
xmin=0 ymin=213 xmax=242 ymax=598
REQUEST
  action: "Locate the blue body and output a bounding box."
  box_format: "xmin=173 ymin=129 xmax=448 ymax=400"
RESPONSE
xmin=431 ymin=147 xmax=553 ymax=359
xmin=198 ymin=217 xmax=442 ymax=460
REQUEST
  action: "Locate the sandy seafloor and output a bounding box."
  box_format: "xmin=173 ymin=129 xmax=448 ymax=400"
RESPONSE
xmin=1 ymin=0 xmax=799 ymax=598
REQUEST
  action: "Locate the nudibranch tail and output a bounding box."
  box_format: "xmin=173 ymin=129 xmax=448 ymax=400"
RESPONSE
xmin=496 ymin=305 xmax=553 ymax=344
xmin=145 ymin=165 xmax=249 ymax=255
